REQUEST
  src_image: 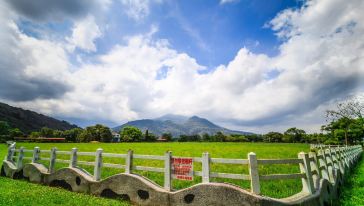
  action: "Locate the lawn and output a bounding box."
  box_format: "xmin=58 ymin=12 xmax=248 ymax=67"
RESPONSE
xmin=1 ymin=142 xmax=309 ymax=203
xmin=0 ymin=176 xmax=129 ymax=206
xmin=339 ymin=154 xmax=364 ymax=206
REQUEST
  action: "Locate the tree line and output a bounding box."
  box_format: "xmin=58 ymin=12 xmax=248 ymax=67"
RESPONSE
xmin=0 ymin=97 xmax=363 ymax=145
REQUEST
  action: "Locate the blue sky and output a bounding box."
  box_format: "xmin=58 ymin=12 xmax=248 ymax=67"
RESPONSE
xmin=149 ymin=0 xmax=303 ymax=67
xmin=0 ymin=0 xmax=363 ymax=132
xmin=18 ymin=0 xmax=303 ymax=69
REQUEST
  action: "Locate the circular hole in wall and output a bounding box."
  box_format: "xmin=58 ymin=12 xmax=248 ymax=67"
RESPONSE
xmin=101 ymin=188 xmax=130 ymax=201
xmin=13 ymin=169 xmax=24 ymax=179
xmin=0 ymin=166 xmax=5 ymax=176
xmin=50 ymin=180 xmax=72 ymax=191
xmin=137 ymin=190 xmax=149 ymax=200
xmin=76 ymin=176 xmax=81 ymax=186
xmin=120 ymin=194 xmax=130 ymax=201
xmin=184 ymin=194 xmax=195 ymax=204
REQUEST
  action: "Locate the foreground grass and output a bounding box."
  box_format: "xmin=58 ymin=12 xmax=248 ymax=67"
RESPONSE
xmin=339 ymin=154 xmax=364 ymax=206
xmin=1 ymin=142 xmax=309 ymax=198
xmin=0 ymin=177 xmax=129 ymax=206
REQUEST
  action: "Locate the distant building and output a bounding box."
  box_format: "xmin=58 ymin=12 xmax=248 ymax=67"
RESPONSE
xmin=112 ymin=131 xmax=121 ymax=142
xmin=157 ymin=136 xmax=168 ymax=142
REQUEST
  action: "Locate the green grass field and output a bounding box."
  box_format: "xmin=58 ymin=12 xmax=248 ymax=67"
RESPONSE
xmin=0 ymin=142 xmax=309 ymax=205
xmin=339 ymin=155 xmax=364 ymax=206
xmin=0 ymin=176 xmax=129 ymax=206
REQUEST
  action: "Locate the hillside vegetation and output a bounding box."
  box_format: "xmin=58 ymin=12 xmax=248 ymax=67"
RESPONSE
xmin=0 ymin=102 xmax=78 ymax=133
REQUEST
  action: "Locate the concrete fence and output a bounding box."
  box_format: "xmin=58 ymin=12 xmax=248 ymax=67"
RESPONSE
xmin=1 ymin=143 xmax=363 ymax=206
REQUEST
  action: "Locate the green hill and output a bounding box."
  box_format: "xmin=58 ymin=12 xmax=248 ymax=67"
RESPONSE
xmin=0 ymin=102 xmax=78 ymax=133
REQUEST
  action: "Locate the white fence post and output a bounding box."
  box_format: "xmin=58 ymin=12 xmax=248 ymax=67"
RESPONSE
xmin=164 ymin=151 xmax=172 ymax=191
xmin=6 ymin=143 xmax=16 ymax=162
xmin=125 ymin=149 xmax=133 ymax=174
xmin=94 ymin=148 xmax=103 ymax=181
xmin=70 ymin=148 xmax=78 ymax=168
xmin=202 ymin=152 xmax=210 ymax=183
xmin=49 ymin=147 xmax=57 ymax=174
xmin=334 ymin=148 xmax=344 ymax=175
xmin=308 ymin=151 xmax=320 ymax=186
xmin=348 ymin=147 xmax=354 ymax=166
xmin=325 ymin=149 xmax=335 ymax=183
xmin=345 ymin=147 xmax=351 ymax=167
xmin=340 ymin=147 xmax=349 ymax=171
xmin=16 ymin=147 xmax=24 ymax=169
xmin=248 ymin=152 xmax=260 ymax=195
xmin=298 ymin=152 xmax=315 ymax=194
xmin=32 ymin=147 xmax=40 ymax=163
xmin=318 ymin=149 xmax=329 ymax=181
xmin=328 ymin=148 xmax=336 ymax=169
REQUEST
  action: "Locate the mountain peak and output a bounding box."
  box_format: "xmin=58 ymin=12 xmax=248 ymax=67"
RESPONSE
xmin=155 ymin=114 xmax=188 ymax=124
xmin=189 ymin=115 xmax=202 ymax=120
xmin=185 ymin=115 xmax=220 ymax=129
xmin=113 ymin=114 xmax=252 ymax=137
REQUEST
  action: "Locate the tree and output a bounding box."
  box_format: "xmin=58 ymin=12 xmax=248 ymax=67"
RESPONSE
xmin=9 ymin=128 xmax=23 ymax=138
xmin=283 ymin=128 xmax=306 ymax=143
xmin=29 ymin=131 xmax=41 ymax=138
xmin=76 ymin=125 xmax=112 ymax=142
xmin=177 ymin=134 xmax=201 ymax=142
xmin=214 ymin=132 xmax=227 ymax=142
xmin=144 ymin=130 xmax=157 ymax=142
xmin=96 ymin=125 xmax=113 ymax=142
xmin=0 ymin=121 xmax=10 ymax=135
xmin=227 ymin=134 xmax=249 ymax=142
xmin=264 ymin=132 xmax=283 ymax=143
xmin=323 ymin=117 xmax=363 ymax=145
xmin=53 ymin=130 xmax=63 ymax=137
xmin=247 ymin=134 xmax=263 ymax=142
xmin=0 ymin=121 xmax=11 ymax=142
xmin=40 ymin=127 xmax=54 ymax=137
xmin=326 ymin=97 xmax=364 ymax=145
xmin=77 ymin=130 xmax=92 ymax=142
xmin=202 ymin=133 xmax=211 ymax=142
xmin=305 ymin=133 xmax=327 ymax=144
xmin=161 ymin=133 xmax=173 ymax=141
xmin=63 ymin=128 xmax=83 ymax=142
xmin=120 ymin=126 xmax=143 ymax=142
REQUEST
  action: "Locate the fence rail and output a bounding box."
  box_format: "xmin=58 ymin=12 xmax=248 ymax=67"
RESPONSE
xmin=4 ymin=143 xmax=362 ymax=195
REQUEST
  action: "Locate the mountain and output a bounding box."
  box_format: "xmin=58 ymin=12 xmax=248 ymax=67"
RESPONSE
xmin=155 ymin=114 xmax=188 ymax=124
xmin=0 ymin=102 xmax=78 ymax=133
xmin=113 ymin=114 xmax=252 ymax=137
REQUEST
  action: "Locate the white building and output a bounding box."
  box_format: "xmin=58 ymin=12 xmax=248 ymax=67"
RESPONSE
xmin=111 ymin=131 xmax=121 ymax=142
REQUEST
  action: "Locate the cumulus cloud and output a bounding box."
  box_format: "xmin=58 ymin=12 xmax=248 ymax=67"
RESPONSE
xmin=1 ymin=0 xmax=364 ymax=133
xmin=4 ymin=0 xmax=110 ymax=22
xmin=67 ymin=15 xmax=102 ymax=52
xmin=0 ymin=3 xmax=72 ymax=102
xmin=120 ymin=0 xmax=162 ymax=21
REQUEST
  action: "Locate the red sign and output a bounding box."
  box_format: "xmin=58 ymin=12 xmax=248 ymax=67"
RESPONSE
xmin=171 ymin=157 xmax=193 ymax=181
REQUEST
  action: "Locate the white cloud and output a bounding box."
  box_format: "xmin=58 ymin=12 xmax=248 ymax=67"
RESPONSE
xmin=67 ymin=15 xmax=102 ymax=52
xmin=220 ymin=0 xmax=239 ymax=5
xmin=4 ymin=0 xmax=111 ymax=22
xmin=1 ymin=0 xmax=364 ymax=133
xmin=120 ymin=0 xmax=162 ymax=21
xmin=0 ymin=2 xmax=72 ymax=102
